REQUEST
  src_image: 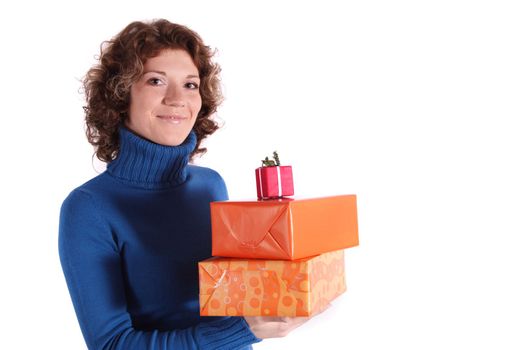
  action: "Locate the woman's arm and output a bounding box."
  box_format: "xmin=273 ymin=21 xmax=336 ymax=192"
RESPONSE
xmin=59 ymin=189 xmax=260 ymax=350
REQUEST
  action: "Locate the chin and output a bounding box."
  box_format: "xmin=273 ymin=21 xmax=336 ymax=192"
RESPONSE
xmin=158 ymin=134 xmax=187 ymax=146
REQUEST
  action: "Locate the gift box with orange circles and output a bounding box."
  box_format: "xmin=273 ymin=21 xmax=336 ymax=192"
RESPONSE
xmin=198 ymin=250 xmax=346 ymax=317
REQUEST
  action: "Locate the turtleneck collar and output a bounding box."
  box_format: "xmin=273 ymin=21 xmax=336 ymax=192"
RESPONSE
xmin=107 ymin=127 xmax=197 ymax=189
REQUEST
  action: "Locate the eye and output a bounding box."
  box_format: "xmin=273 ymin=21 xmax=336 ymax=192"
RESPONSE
xmin=147 ymin=77 xmax=165 ymax=86
xmin=185 ymin=82 xmax=199 ymax=89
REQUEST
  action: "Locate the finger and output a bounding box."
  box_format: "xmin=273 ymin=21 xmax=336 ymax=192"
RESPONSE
xmin=286 ymin=316 xmax=311 ymax=331
xmin=309 ymin=302 xmax=332 ymax=317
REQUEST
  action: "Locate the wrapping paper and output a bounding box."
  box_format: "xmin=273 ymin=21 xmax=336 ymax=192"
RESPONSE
xmin=199 ymin=250 xmax=346 ymax=316
xmin=255 ymin=166 xmax=294 ymax=199
xmin=211 ymin=195 xmax=359 ymax=260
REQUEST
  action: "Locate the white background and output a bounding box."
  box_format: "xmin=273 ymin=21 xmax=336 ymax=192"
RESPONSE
xmin=1 ymin=0 xmax=524 ymax=349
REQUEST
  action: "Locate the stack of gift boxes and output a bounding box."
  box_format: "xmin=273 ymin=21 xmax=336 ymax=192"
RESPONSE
xmin=199 ymin=153 xmax=359 ymax=317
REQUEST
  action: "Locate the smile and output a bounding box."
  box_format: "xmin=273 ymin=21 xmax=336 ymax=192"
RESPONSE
xmin=157 ymin=115 xmax=187 ymax=124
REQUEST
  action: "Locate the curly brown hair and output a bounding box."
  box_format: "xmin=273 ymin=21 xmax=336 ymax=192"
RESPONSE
xmin=83 ymin=19 xmax=223 ymax=162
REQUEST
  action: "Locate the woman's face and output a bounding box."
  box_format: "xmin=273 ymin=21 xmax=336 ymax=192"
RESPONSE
xmin=126 ymin=49 xmax=202 ymax=146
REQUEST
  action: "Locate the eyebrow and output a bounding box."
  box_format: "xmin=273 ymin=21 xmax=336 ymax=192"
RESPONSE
xmin=143 ymin=70 xmax=200 ymax=79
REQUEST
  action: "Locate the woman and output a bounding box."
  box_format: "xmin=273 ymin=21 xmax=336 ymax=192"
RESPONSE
xmin=59 ymin=19 xmax=311 ymax=349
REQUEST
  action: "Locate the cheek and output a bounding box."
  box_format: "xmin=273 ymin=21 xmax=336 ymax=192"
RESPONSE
xmin=192 ymin=95 xmax=203 ymax=115
xmin=134 ymin=93 xmax=160 ymax=116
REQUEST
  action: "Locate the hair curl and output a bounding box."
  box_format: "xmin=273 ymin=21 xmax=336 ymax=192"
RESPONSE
xmin=83 ymin=19 xmax=223 ymax=162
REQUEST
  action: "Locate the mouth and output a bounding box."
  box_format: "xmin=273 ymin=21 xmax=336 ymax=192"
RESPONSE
xmin=157 ymin=115 xmax=188 ymax=124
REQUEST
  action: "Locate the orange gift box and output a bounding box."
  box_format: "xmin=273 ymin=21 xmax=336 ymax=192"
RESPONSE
xmin=199 ymin=250 xmax=346 ymax=317
xmin=211 ymin=195 xmax=358 ymax=260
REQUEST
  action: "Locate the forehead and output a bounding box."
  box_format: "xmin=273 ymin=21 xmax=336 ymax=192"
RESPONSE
xmin=144 ymin=49 xmax=198 ymax=73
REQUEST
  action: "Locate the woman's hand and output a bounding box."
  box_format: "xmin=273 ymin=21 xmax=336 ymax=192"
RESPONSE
xmin=244 ymin=303 xmax=331 ymax=339
xmin=244 ymin=316 xmax=311 ymax=339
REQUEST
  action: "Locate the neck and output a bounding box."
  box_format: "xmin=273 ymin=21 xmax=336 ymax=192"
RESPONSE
xmin=106 ymin=127 xmax=197 ymax=189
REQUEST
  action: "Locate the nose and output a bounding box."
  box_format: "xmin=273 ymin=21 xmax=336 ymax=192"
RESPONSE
xmin=163 ymin=85 xmax=185 ymax=107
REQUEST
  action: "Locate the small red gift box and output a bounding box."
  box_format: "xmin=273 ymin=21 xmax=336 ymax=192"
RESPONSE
xmin=255 ymin=166 xmax=294 ymax=199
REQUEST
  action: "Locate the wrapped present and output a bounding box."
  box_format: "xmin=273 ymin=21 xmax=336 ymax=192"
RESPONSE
xmin=211 ymin=195 xmax=358 ymax=260
xmin=256 ymin=166 xmax=294 ymax=199
xmin=256 ymin=151 xmax=294 ymax=199
xmin=199 ymin=250 xmax=346 ymax=317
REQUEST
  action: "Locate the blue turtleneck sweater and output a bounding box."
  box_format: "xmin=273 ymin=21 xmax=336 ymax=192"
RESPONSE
xmin=59 ymin=127 xmax=260 ymax=349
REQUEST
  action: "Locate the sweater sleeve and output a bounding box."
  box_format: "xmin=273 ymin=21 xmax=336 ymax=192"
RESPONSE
xmin=58 ymin=189 xmax=260 ymax=350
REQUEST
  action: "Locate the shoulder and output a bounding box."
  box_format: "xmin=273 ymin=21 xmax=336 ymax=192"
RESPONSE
xmin=60 ymin=186 xmax=98 ymax=222
xmin=59 ymin=173 xmax=115 ymax=243
xmin=188 ymin=165 xmax=224 ymax=182
xmin=60 ymin=172 xmax=111 ymax=213
xmin=187 ymin=165 xmax=229 ymax=200
xmin=59 ymin=181 xmax=116 ymax=261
